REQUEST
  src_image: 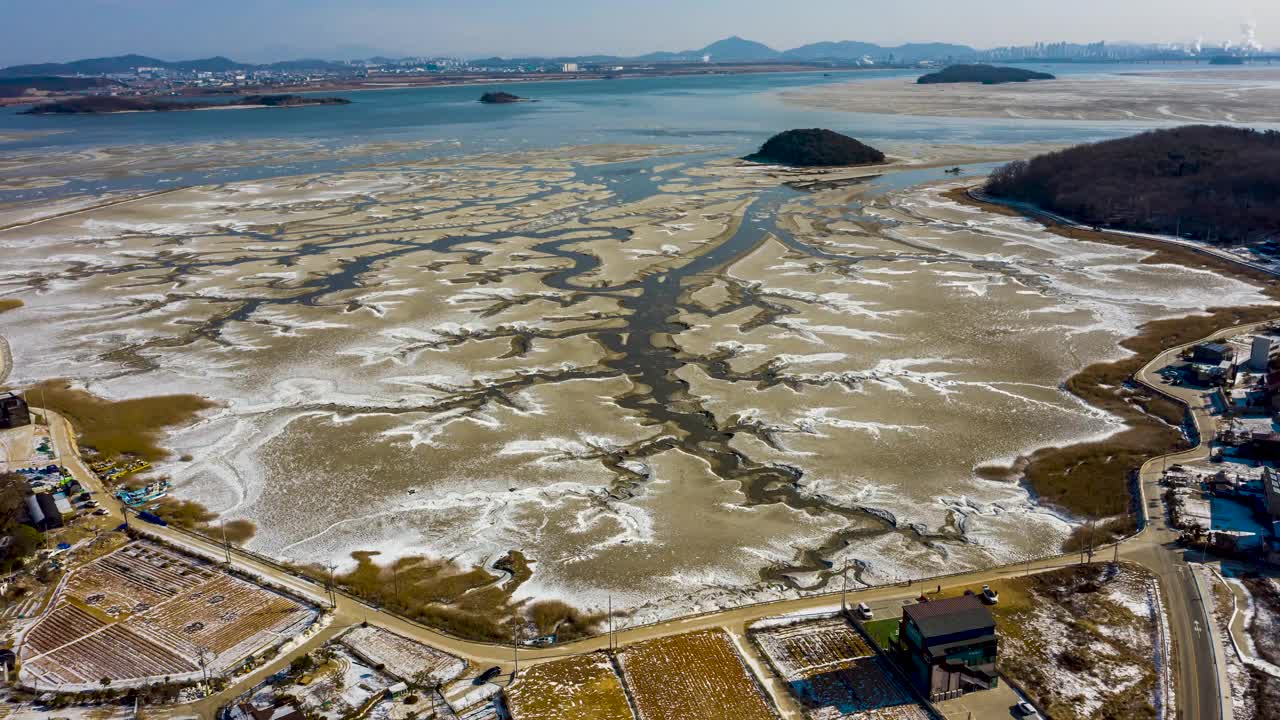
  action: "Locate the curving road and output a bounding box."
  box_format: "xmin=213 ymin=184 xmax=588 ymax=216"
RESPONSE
xmin=26 ymin=313 xmax=1267 ymax=719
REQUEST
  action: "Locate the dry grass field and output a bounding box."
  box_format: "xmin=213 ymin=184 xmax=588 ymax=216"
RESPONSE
xmin=20 ymin=540 xmax=315 ymax=688
xmin=32 ymin=379 xmax=216 ymax=461
xmin=618 ymin=629 xmax=777 ymax=720
xmin=505 ymin=653 xmax=633 ymax=720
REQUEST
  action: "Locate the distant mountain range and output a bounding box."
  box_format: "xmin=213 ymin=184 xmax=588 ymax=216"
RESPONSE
xmin=0 ymin=53 xmax=353 ymax=78
xmin=0 ymin=37 xmax=981 ymax=77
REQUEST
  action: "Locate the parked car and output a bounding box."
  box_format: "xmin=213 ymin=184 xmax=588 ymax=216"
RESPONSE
xmin=1015 ymin=701 xmax=1040 ymax=718
xmin=856 ymin=602 xmax=873 ymax=620
xmin=475 ymin=666 xmax=502 ymax=685
xmin=981 ymin=584 xmax=999 ymax=605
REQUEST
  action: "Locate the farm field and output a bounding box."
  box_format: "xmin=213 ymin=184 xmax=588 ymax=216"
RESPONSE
xmin=340 ymin=624 xmax=466 ymax=685
xmin=618 ymin=629 xmax=777 ymax=720
xmin=505 ymin=653 xmax=633 ymax=720
xmin=753 ymin=619 xmax=928 ymax=720
xmin=18 ymin=540 xmax=316 ymax=689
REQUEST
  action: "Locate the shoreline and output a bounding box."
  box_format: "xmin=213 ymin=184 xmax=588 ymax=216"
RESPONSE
xmin=22 ymin=100 xmax=351 ymax=116
xmin=0 ymin=66 xmax=879 ymax=108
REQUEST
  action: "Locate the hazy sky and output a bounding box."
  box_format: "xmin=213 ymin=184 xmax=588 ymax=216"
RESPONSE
xmin=1 ymin=0 xmax=1275 ymax=66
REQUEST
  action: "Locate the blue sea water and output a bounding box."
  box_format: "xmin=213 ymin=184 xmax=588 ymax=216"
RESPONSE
xmin=0 ymin=62 xmax=1260 ymax=203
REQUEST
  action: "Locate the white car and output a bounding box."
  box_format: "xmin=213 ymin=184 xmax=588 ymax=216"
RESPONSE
xmin=1016 ymin=701 xmax=1040 ymax=718
xmin=856 ymin=602 xmax=873 ymax=620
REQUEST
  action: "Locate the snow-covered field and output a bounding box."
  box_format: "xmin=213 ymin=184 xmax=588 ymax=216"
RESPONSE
xmin=340 ymin=624 xmax=466 ymax=686
xmin=993 ymin=564 xmax=1166 ymax=720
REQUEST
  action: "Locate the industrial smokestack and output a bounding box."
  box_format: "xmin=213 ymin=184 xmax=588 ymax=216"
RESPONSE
xmin=1241 ymin=21 xmax=1263 ymax=53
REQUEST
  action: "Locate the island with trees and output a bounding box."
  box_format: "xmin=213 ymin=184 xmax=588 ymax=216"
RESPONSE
xmin=917 ymin=64 xmax=1055 ymax=85
xmin=744 ymin=128 xmax=886 ymax=167
xmin=479 ymin=91 xmax=525 ymax=104
xmin=22 ymin=94 xmax=351 ymax=114
xmin=984 ymin=125 xmax=1280 ymax=244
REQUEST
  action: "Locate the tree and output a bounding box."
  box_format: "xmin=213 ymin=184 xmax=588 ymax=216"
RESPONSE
xmin=0 ymin=473 xmax=28 ymax=533
xmin=101 ymin=677 xmax=112 ymax=688
xmin=410 ymin=669 xmax=441 ymax=715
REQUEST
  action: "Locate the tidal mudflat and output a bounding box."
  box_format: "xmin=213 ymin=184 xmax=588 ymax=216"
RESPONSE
xmin=782 ymin=73 xmax=1280 ymax=122
xmin=0 ymin=141 xmax=1270 ymax=623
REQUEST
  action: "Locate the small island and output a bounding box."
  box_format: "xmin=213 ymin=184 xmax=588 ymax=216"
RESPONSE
xmin=22 ymin=94 xmax=351 ymax=115
xmin=479 ymin=91 xmax=525 ymax=104
xmin=744 ymin=128 xmax=886 ymax=167
xmin=985 ymin=125 xmax=1280 ymax=244
xmin=917 ymin=64 xmax=1056 ymax=85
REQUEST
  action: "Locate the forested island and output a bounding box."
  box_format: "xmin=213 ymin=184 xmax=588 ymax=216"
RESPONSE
xmin=22 ymin=94 xmax=351 ymax=114
xmin=985 ymin=125 xmax=1280 ymax=244
xmin=479 ymin=91 xmax=525 ymax=104
xmin=745 ymin=128 xmax=886 ymax=167
xmin=918 ymin=64 xmax=1055 ymax=85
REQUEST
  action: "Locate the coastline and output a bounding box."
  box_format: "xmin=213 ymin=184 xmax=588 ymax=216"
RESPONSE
xmin=0 ymin=65 xmax=876 ymax=108
xmin=22 ymin=100 xmax=351 ymax=116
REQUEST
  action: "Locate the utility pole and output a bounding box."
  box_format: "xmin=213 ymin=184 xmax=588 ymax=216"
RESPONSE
xmin=608 ymin=594 xmax=613 ymax=651
xmin=220 ymin=521 xmax=231 ymax=565
xmin=325 ymin=562 xmax=337 ymax=608
xmin=511 ymin=621 xmax=520 ymax=677
xmin=840 ymin=561 xmax=848 ymax=614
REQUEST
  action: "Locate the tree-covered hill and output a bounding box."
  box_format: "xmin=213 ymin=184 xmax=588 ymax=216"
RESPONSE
xmin=985 ymin=125 xmax=1280 ymax=244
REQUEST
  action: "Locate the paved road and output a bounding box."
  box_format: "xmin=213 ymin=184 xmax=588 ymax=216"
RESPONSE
xmin=37 ymin=317 xmax=1268 ymax=719
xmin=1127 ymin=321 xmax=1280 ymax=720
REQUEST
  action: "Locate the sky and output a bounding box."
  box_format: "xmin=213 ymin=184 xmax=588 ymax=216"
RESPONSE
xmin=0 ymin=0 xmax=1276 ymax=66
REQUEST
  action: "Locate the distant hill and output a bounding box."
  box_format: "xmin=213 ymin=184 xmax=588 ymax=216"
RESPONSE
xmin=1 ymin=38 xmax=985 ymax=78
xmin=918 ymin=64 xmax=1055 ymax=84
xmin=0 ymin=54 xmax=256 ymax=77
xmin=0 ymin=54 xmax=349 ymax=78
xmin=985 ymin=125 xmax=1280 ymax=245
xmin=698 ymin=36 xmax=781 ymax=61
xmin=0 ymin=76 xmax=119 ymax=98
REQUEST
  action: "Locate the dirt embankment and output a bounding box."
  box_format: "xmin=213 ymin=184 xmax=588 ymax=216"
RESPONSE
xmin=954 ymin=187 xmax=1280 ymax=530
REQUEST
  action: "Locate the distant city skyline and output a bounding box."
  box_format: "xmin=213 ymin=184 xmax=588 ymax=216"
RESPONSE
xmin=1 ymin=0 xmax=1275 ymax=67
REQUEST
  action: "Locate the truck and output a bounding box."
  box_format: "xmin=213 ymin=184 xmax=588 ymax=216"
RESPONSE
xmin=136 ymin=511 xmax=168 ymax=527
